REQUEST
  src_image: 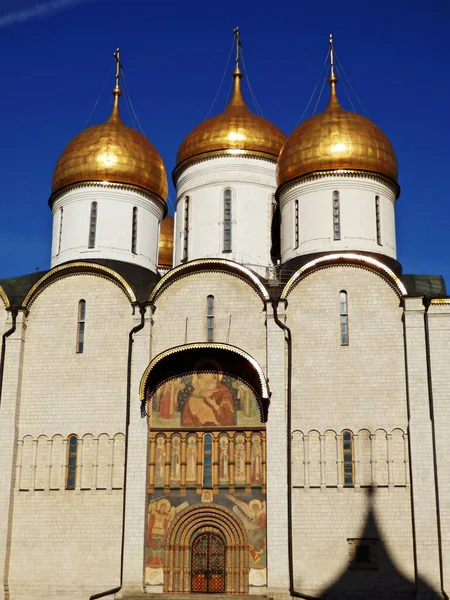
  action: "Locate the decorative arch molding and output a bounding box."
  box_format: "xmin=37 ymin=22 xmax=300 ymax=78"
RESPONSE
xmin=139 ymin=342 xmax=270 ymax=422
xmin=22 ymin=262 xmax=136 ymax=309
xmin=281 ymin=253 xmax=407 ymax=300
xmin=149 ymin=258 xmax=270 ymax=304
xmin=164 ymin=504 xmax=249 ymax=594
xmin=0 ymin=285 xmax=10 ymax=308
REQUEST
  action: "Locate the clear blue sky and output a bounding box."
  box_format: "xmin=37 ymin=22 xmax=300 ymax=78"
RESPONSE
xmin=1 ymin=0 xmax=449 ymax=283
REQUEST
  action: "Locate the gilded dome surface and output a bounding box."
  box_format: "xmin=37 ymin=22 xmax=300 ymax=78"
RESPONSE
xmin=158 ymin=215 xmax=174 ymax=268
xmin=175 ymin=69 xmax=286 ymax=175
xmin=52 ymin=91 xmax=168 ymax=202
xmin=277 ymin=77 xmax=398 ymax=187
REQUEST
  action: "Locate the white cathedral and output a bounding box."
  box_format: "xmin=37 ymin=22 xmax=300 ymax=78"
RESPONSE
xmin=0 ymin=36 xmax=449 ymax=600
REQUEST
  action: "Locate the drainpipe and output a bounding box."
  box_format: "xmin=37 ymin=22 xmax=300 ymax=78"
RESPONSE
xmin=272 ymin=301 xmax=319 ymax=600
xmin=423 ymin=299 xmax=449 ymax=600
xmin=0 ymin=308 xmax=18 ymax=409
xmin=90 ymin=305 xmax=146 ymax=600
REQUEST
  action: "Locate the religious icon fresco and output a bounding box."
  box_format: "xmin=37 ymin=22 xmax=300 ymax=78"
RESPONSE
xmin=150 ymin=371 xmax=261 ymax=428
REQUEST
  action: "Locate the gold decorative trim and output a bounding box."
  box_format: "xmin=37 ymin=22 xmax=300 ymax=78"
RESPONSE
xmin=173 ymin=149 xmax=277 ymax=183
xmin=0 ymin=285 xmax=10 ymax=308
xmin=430 ymin=298 xmax=450 ymax=305
xmin=49 ymin=180 xmax=167 ymax=211
xmin=149 ymin=259 xmax=269 ymax=302
xmin=139 ymin=342 xmax=270 ymax=401
xmin=281 ymin=253 xmax=407 ymax=299
xmin=22 ymin=262 xmax=136 ymax=308
xmin=277 ymin=169 xmax=400 ymax=199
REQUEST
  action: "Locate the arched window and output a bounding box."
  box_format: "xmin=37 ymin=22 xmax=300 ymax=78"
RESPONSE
xmin=342 ymin=430 xmax=354 ymax=486
xmin=66 ymin=435 xmax=78 ymax=490
xmin=340 ymin=291 xmax=349 ymax=346
xmin=206 ymin=295 xmax=214 ymax=342
xmin=182 ymin=196 xmax=190 ymax=262
xmin=332 ymin=191 xmax=341 ymax=241
xmin=57 ymin=207 xmax=63 ymax=256
xmin=375 ymin=195 xmax=381 ymax=245
xmin=294 ymin=199 xmax=299 ymax=249
xmin=76 ymin=300 xmax=86 ymax=353
xmin=203 ymin=433 xmax=213 ymax=488
xmin=88 ymin=201 xmax=98 ymax=248
xmin=223 ymin=189 xmax=232 ymax=252
xmin=131 ymin=206 xmax=138 ymax=254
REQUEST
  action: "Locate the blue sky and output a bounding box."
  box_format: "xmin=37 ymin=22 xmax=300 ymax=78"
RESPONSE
xmin=1 ymin=0 xmax=449 ymax=283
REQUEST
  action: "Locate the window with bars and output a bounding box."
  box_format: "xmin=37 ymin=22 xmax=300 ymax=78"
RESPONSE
xmin=333 ymin=191 xmax=341 ymax=241
xmin=342 ymin=430 xmax=354 ymax=486
xmin=203 ymin=433 xmax=213 ymax=488
xmin=223 ymin=189 xmax=232 ymax=252
xmin=294 ymin=199 xmax=299 ymax=248
xmin=182 ymin=196 xmax=190 ymax=262
xmin=88 ymin=201 xmax=98 ymax=248
xmin=57 ymin=207 xmax=63 ymax=256
xmin=131 ymin=206 xmax=138 ymax=254
xmin=76 ymin=300 xmax=86 ymax=353
xmin=207 ymin=295 xmax=214 ymax=342
xmin=66 ymin=435 xmax=78 ymax=490
xmin=340 ymin=291 xmax=349 ymax=346
xmin=375 ymin=195 xmax=381 ymax=245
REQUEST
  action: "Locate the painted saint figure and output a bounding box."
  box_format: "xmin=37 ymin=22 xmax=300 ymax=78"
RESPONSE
xmin=170 ymin=436 xmax=181 ymax=483
xmin=251 ymin=435 xmax=262 ymax=483
xmin=235 ymin=434 xmax=246 ymax=483
xmin=219 ymin=436 xmax=229 ymax=481
xmin=226 ymin=494 xmax=266 ymax=565
xmin=147 ymin=498 xmax=188 ymax=567
xmin=159 ymin=378 xmax=184 ymax=421
xmin=186 ymin=435 xmax=197 ymax=483
xmin=182 ymin=372 xmax=235 ymax=427
xmin=154 ymin=436 xmax=165 ymax=486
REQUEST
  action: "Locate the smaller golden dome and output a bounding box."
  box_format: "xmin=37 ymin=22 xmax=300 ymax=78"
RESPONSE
xmin=52 ymin=88 xmax=168 ymax=202
xmin=158 ymin=215 xmax=174 ymax=268
xmin=277 ymin=76 xmax=398 ymax=188
xmin=175 ymin=68 xmax=286 ymax=178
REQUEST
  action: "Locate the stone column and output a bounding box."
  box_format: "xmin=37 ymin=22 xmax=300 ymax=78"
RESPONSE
xmin=121 ymin=310 xmax=152 ymax=595
xmin=265 ymin=301 xmax=290 ymax=592
xmin=0 ymin=311 xmax=27 ymax=600
xmin=403 ymin=297 xmax=441 ymax=597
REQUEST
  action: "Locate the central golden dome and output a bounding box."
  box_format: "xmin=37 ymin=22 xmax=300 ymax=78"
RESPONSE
xmin=51 ymin=88 xmax=168 ymax=202
xmin=277 ymin=76 xmax=398 ymax=188
xmin=175 ymin=68 xmax=286 ymax=178
xmin=158 ymin=215 xmax=174 ymax=268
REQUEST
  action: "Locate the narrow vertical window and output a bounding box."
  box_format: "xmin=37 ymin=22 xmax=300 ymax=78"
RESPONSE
xmin=66 ymin=435 xmax=78 ymax=490
xmin=131 ymin=206 xmax=138 ymax=254
xmin=203 ymin=433 xmax=213 ymax=488
xmin=223 ymin=188 xmax=232 ymax=252
xmin=57 ymin=207 xmax=64 ymax=256
xmin=340 ymin=291 xmax=349 ymax=346
xmin=375 ymin=195 xmax=381 ymax=245
xmin=294 ymin=199 xmax=299 ymax=248
xmin=76 ymin=300 xmax=86 ymax=353
xmin=342 ymin=430 xmax=354 ymax=486
xmin=207 ymin=295 xmax=214 ymax=342
xmin=88 ymin=201 xmax=98 ymax=249
xmin=182 ymin=196 xmax=190 ymax=262
xmin=333 ymin=191 xmax=341 ymax=241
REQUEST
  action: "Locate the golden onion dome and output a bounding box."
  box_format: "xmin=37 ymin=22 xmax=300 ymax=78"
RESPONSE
xmin=277 ymin=75 xmax=398 ymax=188
xmin=174 ymin=67 xmax=286 ymax=178
xmin=158 ymin=215 xmax=174 ymax=268
xmin=51 ymin=86 xmax=168 ymax=202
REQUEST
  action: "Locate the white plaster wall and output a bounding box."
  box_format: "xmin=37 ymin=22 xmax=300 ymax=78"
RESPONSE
xmin=174 ymin=157 xmax=277 ymax=278
xmin=51 ymin=186 xmax=165 ymax=272
xmin=152 ymin=271 xmax=267 ymax=371
xmin=280 ymin=175 xmax=397 ymax=263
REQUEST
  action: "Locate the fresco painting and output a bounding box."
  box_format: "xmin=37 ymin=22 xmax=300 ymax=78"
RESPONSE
xmin=145 ymin=489 xmax=267 ymax=586
xmin=151 ymin=372 xmax=261 ymax=428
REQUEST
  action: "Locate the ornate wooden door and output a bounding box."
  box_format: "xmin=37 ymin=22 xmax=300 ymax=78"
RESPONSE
xmin=191 ymin=532 xmax=226 ymax=593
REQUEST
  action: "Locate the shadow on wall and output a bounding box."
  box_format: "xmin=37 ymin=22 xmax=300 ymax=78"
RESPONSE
xmin=318 ymin=488 xmax=440 ymax=600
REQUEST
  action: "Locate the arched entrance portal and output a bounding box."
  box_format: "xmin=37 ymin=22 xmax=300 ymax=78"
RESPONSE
xmin=191 ymin=529 xmax=226 ymax=593
xmin=164 ymin=505 xmax=249 ymax=594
